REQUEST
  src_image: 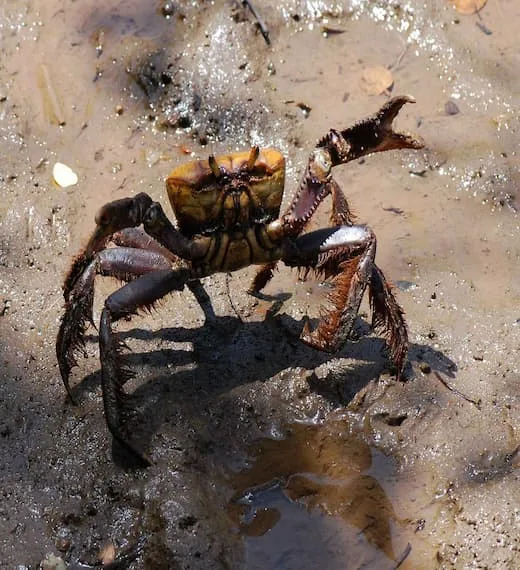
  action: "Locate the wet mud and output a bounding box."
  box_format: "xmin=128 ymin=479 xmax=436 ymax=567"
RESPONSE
xmin=0 ymin=1 xmax=519 ymax=569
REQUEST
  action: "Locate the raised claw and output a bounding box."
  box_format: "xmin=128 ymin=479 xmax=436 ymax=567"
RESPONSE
xmin=317 ymin=95 xmax=425 ymax=166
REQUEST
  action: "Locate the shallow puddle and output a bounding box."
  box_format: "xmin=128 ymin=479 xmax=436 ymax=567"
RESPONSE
xmin=228 ymin=417 xmax=415 ymax=570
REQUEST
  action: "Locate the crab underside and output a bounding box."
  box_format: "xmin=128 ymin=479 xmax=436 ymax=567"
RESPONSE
xmin=56 ymin=96 xmax=424 ymax=465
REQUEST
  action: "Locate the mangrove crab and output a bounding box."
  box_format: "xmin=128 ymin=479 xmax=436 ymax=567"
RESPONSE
xmin=56 ymin=96 xmax=424 ymax=465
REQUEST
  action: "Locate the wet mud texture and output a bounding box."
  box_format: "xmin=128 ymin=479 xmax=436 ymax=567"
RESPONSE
xmin=0 ymin=1 xmax=519 ymax=569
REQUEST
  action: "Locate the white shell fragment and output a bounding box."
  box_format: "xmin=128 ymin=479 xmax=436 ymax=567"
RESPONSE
xmin=53 ymin=162 xmax=78 ymax=188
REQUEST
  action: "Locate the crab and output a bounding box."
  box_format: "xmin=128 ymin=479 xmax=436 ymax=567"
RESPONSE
xmin=56 ymin=96 xmax=424 ymax=465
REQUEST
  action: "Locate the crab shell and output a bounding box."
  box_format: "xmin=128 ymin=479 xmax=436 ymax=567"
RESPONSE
xmin=166 ymin=148 xmax=286 ymax=238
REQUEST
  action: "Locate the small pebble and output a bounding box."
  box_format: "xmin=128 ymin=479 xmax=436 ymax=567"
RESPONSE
xmin=445 ymin=100 xmax=460 ymax=115
xmin=162 ymin=2 xmax=175 ymax=18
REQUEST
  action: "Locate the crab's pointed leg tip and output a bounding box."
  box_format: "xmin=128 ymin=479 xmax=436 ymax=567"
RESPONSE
xmin=62 ymin=375 xmax=78 ymax=405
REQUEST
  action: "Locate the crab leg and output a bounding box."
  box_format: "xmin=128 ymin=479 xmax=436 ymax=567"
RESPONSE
xmin=329 ymin=179 xmax=356 ymax=226
xmin=112 ymin=227 xmax=179 ymax=260
xmin=282 ymin=224 xmax=375 ymax=348
xmin=113 ymin=227 xmax=215 ymax=322
xmin=369 ymin=264 xmax=408 ymax=378
xmin=63 ymin=195 xmax=204 ymax=300
xmin=100 ymin=266 xmax=191 ymax=465
xmin=57 ymin=247 xmax=174 ymax=399
xmin=327 ymin=182 xmax=407 ymax=372
xmin=58 ymin=195 xmax=212 ymax=391
xmin=281 ymin=224 xmax=407 ymax=378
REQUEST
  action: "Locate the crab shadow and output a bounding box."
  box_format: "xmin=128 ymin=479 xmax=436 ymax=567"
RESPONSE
xmin=72 ymin=309 xmax=456 ymax=466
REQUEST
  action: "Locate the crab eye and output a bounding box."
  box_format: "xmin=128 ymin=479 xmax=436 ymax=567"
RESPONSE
xmin=246 ymin=146 xmax=260 ymax=170
xmin=208 ymin=155 xmax=222 ymax=179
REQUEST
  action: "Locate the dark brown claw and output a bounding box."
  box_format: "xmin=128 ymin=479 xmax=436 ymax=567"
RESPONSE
xmin=63 ymin=193 xmax=153 ymax=300
xmin=317 ymin=95 xmax=424 ymax=167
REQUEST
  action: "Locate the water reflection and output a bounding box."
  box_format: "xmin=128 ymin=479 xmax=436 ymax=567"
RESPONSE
xmin=228 ymin=419 xmax=410 ymax=569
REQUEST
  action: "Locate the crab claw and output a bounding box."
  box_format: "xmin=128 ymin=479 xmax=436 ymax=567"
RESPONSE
xmin=63 ymin=193 xmax=153 ymax=301
xmin=353 ymin=95 xmax=425 ymax=153
xmin=282 ymin=96 xmax=424 ymax=237
xmin=318 ymin=95 xmax=425 ymax=166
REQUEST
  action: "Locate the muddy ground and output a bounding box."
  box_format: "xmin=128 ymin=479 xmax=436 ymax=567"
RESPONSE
xmin=0 ymin=1 xmax=519 ymax=569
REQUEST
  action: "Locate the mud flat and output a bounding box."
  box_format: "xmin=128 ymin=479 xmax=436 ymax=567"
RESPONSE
xmin=0 ymin=1 xmax=518 ymax=568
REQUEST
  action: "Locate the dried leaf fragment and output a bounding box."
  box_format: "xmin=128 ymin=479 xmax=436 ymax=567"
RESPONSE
xmin=449 ymin=0 xmax=487 ymax=15
xmin=360 ymin=66 xmax=394 ymax=96
xmin=53 ymin=162 xmax=78 ymax=188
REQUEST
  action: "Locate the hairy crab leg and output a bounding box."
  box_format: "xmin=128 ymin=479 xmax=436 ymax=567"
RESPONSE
xmin=329 ymin=179 xmax=356 ymax=226
xmin=281 ymin=224 xmax=407 ymax=378
xmin=112 ymin=227 xmax=178 ymax=261
xmin=63 ymin=194 xmax=203 ymax=301
xmin=369 ymin=264 xmax=408 ymax=378
xmin=327 ymin=182 xmax=407 ymax=373
xmin=113 ymin=227 xmax=215 ymax=322
xmin=282 ymin=224 xmax=375 ymax=346
xmin=57 ymin=247 xmax=173 ymax=400
xmin=100 ymin=266 xmax=192 ymax=466
xmin=58 ymin=195 xmax=210 ymax=398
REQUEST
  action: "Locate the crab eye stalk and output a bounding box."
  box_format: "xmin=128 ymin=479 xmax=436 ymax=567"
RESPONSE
xmin=208 ymin=155 xmax=222 ymax=179
xmin=246 ymin=146 xmax=260 ymax=171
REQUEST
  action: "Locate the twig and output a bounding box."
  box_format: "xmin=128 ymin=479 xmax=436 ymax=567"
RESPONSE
xmin=389 ymin=43 xmax=409 ymax=71
xmin=226 ymin=273 xmax=244 ymax=323
xmin=393 ymin=543 xmax=412 ymax=569
xmin=434 ymin=372 xmax=481 ymax=409
xmin=242 ymin=0 xmax=270 ymax=45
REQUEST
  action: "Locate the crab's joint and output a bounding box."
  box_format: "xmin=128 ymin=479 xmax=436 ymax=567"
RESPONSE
xmin=91 ymin=193 xmax=153 ymax=248
xmin=143 ymin=202 xmax=208 ymax=261
xmin=63 ymin=193 xmax=155 ymax=300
